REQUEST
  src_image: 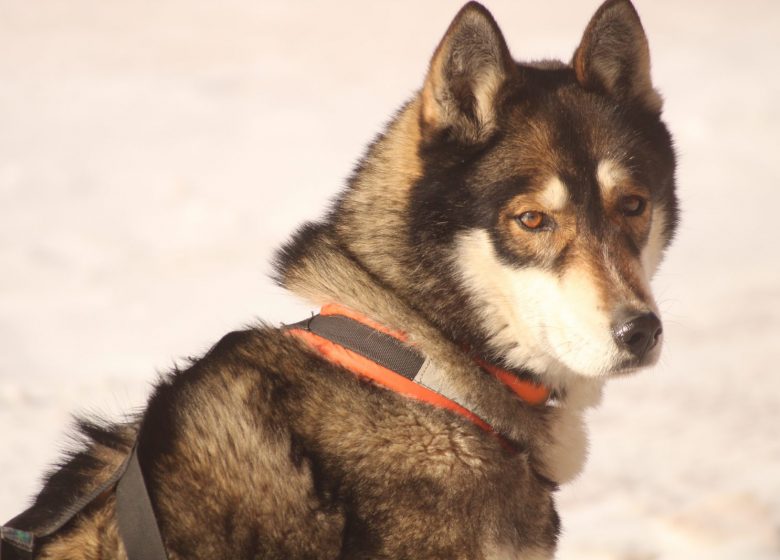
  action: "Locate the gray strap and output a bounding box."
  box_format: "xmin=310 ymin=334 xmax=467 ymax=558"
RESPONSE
xmin=288 ymin=314 xmax=425 ymax=380
xmin=116 ymin=445 xmax=168 ymax=560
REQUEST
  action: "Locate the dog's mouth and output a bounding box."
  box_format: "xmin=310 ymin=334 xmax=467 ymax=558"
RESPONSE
xmin=538 ymin=314 xmax=664 ymax=379
xmin=609 ymin=363 xmax=643 ymax=378
xmin=609 ymin=341 xmax=663 ymax=377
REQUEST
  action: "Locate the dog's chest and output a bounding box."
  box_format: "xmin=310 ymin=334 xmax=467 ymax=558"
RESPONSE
xmin=280 ymin=332 xmax=563 ymax=556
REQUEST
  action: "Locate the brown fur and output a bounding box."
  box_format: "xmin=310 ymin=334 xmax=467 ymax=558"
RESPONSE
xmin=40 ymin=496 xmax=126 ymax=560
xmin=8 ymin=1 xmax=677 ymax=558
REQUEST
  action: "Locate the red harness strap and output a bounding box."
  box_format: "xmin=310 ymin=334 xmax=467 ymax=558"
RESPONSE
xmin=288 ymin=304 xmax=550 ymax=436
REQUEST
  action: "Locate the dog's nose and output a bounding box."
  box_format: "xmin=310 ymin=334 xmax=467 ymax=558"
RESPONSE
xmin=613 ymin=312 xmax=662 ymax=360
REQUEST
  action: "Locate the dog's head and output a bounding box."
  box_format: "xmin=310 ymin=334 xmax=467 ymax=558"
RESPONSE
xmin=328 ymin=0 xmax=678 ymax=384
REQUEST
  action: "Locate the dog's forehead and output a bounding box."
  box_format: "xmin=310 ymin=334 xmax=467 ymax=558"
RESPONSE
xmin=525 ymin=95 xmax=630 ymax=169
xmin=474 ymin=90 xmax=641 ymax=203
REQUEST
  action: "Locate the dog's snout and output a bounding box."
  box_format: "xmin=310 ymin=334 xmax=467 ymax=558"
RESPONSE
xmin=613 ymin=312 xmax=662 ymax=360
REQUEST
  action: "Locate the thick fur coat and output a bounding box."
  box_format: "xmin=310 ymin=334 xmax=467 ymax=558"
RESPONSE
xmin=7 ymin=1 xmax=677 ymax=558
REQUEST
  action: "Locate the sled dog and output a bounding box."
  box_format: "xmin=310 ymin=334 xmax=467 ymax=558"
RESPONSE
xmin=3 ymin=1 xmax=677 ymax=558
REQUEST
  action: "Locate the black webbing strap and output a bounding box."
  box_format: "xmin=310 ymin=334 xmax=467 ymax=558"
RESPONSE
xmin=1 ymin=440 xmax=134 ymax=560
xmin=115 ymin=444 xmax=167 ymax=560
xmin=287 ymin=314 xmax=425 ymax=380
xmin=1 ymin=440 xmax=167 ymax=560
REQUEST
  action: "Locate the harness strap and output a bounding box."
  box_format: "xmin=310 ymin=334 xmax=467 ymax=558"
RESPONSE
xmin=300 ymin=304 xmax=551 ymax=406
xmin=287 ymin=307 xmax=552 ymax=447
xmin=287 ymin=314 xmax=424 ymax=380
xmin=287 ymin=312 xmax=500 ymax=434
xmin=116 ymin=444 xmax=167 ymax=560
xmin=1 ymin=440 xmax=167 ymax=560
xmin=1 ymin=439 xmax=134 ymax=560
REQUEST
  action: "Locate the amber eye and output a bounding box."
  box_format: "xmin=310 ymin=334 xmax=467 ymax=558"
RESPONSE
xmin=516 ymin=211 xmax=549 ymax=231
xmin=620 ymin=195 xmax=647 ymax=217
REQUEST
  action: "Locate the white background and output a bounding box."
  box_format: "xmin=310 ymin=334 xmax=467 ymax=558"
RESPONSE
xmin=1 ymin=1 xmax=779 ymax=558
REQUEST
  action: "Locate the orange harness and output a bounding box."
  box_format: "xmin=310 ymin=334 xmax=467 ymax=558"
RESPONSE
xmin=288 ymin=304 xmax=550 ymax=436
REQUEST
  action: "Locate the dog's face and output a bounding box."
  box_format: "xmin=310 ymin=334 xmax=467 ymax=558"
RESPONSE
xmin=452 ymin=101 xmax=675 ymax=380
xmin=407 ymin=0 xmax=678 ymax=381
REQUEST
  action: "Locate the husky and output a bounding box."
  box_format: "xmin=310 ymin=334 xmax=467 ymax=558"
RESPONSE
xmin=3 ymin=1 xmax=677 ymax=558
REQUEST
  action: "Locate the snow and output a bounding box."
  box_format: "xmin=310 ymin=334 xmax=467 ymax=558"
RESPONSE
xmin=1 ymin=1 xmax=779 ymax=557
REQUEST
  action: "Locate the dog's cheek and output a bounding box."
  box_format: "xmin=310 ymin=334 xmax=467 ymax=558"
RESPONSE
xmin=454 ymin=229 xmax=551 ymax=357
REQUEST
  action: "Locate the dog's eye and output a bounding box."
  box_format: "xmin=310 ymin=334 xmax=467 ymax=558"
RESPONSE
xmin=619 ymin=195 xmax=647 ymax=217
xmin=516 ymin=211 xmax=549 ymax=231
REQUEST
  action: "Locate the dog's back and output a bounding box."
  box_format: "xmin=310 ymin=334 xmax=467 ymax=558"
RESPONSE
xmin=12 ymin=328 xmax=558 ymax=559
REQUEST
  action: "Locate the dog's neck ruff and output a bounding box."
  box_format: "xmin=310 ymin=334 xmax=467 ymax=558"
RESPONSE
xmin=288 ymin=304 xmax=550 ymax=436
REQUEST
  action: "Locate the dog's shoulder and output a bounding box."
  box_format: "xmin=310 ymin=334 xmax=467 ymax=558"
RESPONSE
xmin=137 ymin=324 xmax=349 ymax=557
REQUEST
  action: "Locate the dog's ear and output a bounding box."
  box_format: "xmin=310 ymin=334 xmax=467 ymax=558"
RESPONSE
xmin=572 ymin=0 xmax=662 ymax=112
xmin=420 ymin=2 xmax=515 ymax=144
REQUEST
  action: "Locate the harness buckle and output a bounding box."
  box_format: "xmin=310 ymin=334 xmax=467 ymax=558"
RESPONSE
xmin=0 ymin=526 xmax=34 ymax=560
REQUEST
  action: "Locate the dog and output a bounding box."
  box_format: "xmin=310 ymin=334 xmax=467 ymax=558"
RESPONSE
xmin=3 ymin=1 xmax=677 ymax=558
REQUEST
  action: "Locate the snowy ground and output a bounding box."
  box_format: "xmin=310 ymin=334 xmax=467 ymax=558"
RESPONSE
xmin=1 ymin=1 xmax=779 ymax=558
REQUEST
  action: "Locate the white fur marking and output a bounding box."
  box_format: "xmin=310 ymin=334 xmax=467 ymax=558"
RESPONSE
xmin=641 ymin=205 xmax=667 ymax=278
xmin=596 ymin=159 xmax=627 ymax=196
xmin=455 ymin=229 xmax=623 ymax=380
xmin=455 ymin=229 xmax=611 ymax=483
xmin=538 ymin=177 xmax=568 ymax=211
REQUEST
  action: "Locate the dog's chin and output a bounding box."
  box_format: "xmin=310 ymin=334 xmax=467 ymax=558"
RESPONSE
xmin=543 ymin=342 xmax=663 ymax=381
xmin=500 ymin=333 xmax=663 ymax=388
